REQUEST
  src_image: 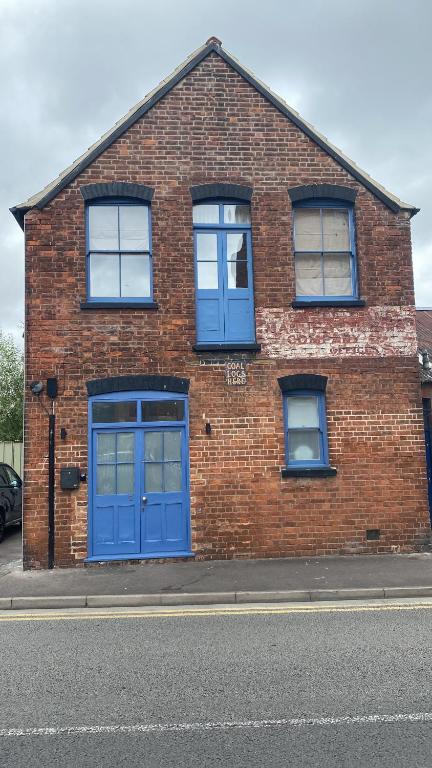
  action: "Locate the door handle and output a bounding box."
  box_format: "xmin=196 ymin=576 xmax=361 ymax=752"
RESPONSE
xmin=142 ymin=496 xmax=147 ymax=503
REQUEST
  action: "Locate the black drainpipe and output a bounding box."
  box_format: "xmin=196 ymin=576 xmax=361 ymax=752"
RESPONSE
xmin=48 ymin=408 xmax=55 ymax=569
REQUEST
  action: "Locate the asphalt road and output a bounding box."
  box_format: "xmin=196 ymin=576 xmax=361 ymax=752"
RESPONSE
xmin=1 ymin=601 xmax=432 ymax=767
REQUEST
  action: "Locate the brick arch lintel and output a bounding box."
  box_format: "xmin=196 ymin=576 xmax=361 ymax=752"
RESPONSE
xmin=278 ymin=374 xmax=328 ymax=393
xmin=86 ymin=375 xmax=190 ymax=396
xmin=80 ymin=182 xmax=154 ymax=202
xmin=190 ymin=183 xmax=253 ymax=203
xmin=288 ymin=184 xmax=357 ymax=204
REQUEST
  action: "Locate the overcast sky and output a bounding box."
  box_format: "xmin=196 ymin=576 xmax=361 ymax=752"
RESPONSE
xmin=2 ymin=0 xmax=431 ymax=344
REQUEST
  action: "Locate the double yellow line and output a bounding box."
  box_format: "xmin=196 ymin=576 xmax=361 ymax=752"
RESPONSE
xmin=1 ymin=600 xmax=432 ymax=622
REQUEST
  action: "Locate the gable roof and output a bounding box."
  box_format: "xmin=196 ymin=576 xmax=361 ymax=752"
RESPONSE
xmin=10 ymin=37 xmax=419 ymax=229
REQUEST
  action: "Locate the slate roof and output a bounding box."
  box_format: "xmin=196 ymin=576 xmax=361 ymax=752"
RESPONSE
xmin=10 ymin=37 xmax=419 ymax=229
xmin=416 ymin=309 xmax=432 ymax=383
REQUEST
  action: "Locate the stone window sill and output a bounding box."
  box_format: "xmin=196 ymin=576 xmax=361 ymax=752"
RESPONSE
xmin=193 ymin=343 xmax=261 ymax=353
xmin=80 ymin=301 xmax=159 ymax=311
xmin=292 ymin=300 xmax=366 ymax=309
xmin=281 ymin=466 xmax=337 ymax=478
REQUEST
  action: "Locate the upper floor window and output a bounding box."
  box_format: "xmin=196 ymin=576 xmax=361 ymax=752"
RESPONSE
xmin=193 ymin=201 xmax=255 ymax=344
xmin=87 ymin=200 xmax=152 ymax=302
xmin=293 ymin=200 xmax=357 ymax=301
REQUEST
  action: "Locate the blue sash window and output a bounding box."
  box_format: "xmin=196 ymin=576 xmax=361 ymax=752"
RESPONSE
xmin=293 ymin=199 xmax=358 ymax=302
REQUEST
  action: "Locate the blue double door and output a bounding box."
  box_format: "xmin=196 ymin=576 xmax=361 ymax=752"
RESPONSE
xmin=91 ymin=426 xmax=190 ymax=558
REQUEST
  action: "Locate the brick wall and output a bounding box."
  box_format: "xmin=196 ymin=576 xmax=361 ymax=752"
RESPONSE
xmin=22 ymin=53 xmax=430 ymax=567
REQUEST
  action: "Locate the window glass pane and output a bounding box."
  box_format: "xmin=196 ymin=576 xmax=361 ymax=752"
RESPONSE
xmin=164 ymin=462 xmax=182 ymax=492
xmin=119 ymin=206 xmax=149 ymax=250
xmin=197 ymin=261 xmax=218 ymax=289
xmin=196 ymin=233 xmax=217 ymax=260
xmin=92 ymin=402 xmax=137 ymax=424
xmin=89 ymin=253 xmax=119 ymax=297
xmin=288 ymin=430 xmax=320 ymax=462
xmin=164 ymin=431 xmax=182 ymax=461
xmin=144 ymin=432 xmax=163 ymax=462
xmin=117 ymin=433 xmax=134 ymax=463
xmin=96 ymin=464 xmax=116 ymax=495
xmin=295 ymin=209 xmax=322 ymax=251
xmin=145 ymin=463 xmax=163 ymax=492
xmin=323 ymin=209 xmax=349 ymax=251
xmin=227 ymin=232 xmax=247 ymax=261
xmin=324 ymin=253 xmax=352 ymax=296
xmin=141 ymin=400 xmax=185 ymax=422
xmin=287 ymin=396 xmax=319 ymax=428
xmin=121 ymin=254 xmax=151 ymax=297
xmin=223 ymin=204 xmax=251 ymax=224
xmin=89 ymin=206 xmax=118 ymax=250
xmin=97 ymin=433 xmax=116 ymax=463
xmin=193 ymin=204 xmax=219 ymax=224
xmin=295 ymin=253 xmax=323 ymax=296
xmin=228 ymin=261 xmax=248 ymax=288
xmin=117 ymin=463 xmax=134 ymax=494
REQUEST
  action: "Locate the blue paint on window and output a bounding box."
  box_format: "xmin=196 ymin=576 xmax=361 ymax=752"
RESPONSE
xmin=86 ymin=198 xmax=153 ymax=303
xmin=283 ymin=390 xmax=330 ymax=468
xmin=293 ymin=198 xmax=358 ymax=302
xmin=193 ymin=201 xmax=256 ymax=344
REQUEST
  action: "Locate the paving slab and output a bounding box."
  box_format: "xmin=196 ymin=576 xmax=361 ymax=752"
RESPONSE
xmin=1 ymin=552 xmax=432 ymax=602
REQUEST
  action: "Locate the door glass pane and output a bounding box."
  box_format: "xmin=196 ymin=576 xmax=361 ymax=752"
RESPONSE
xmin=223 ymin=204 xmax=251 ymax=224
xmin=197 ymin=261 xmax=218 ymax=289
xmin=164 ymin=462 xmax=182 ymax=492
xmin=92 ymin=402 xmax=137 ymax=423
xmin=119 ymin=206 xmax=149 ymax=251
xmin=141 ymin=400 xmax=185 ymax=422
xmin=117 ymin=433 xmax=134 ymax=463
xmin=323 ymin=253 xmax=352 ymax=296
xmin=196 ymin=233 xmax=217 ymax=260
xmin=228 ymin=260 xmax=248 ymax=288
xmin=96 ymin=464 xmax=116 ymax=495
xmin=121 ymin=254 xmax=151 ymax=297
xmin=295 ymin=209 xmax=322 ymax=251
xmin=145 ymin=463 xmax=163 ymax=492
xmin=164 ymin=431 xmax=182 ymax=461
xmin=287 ymin=396 xmax=319 ymax=428
xmin=89 ymin=253 xmax=119 ymax=297
xmin=97 ymin=433 xmax=116 ymax=463
xmin=89 ymin=205 xmax=118 ymax=250
xmin=193 ymin=204 xmax=219 ymax=224
xmin=117 ymin=463 xmax=134 ymax=494
xmin=322 ymin=209 xmax=349 ymax=251
xmin=144 ymin=432 xmax=163 ymax=461
xmin=227 ymin=233 xmax=247 ymax=261
xmin=295 ymin=253 xmax=323 ymax=296
xmin=288 ymin=430 xmax=320 ymax=462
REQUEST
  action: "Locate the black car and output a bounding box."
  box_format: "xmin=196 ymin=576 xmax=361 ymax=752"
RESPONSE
xmin=0 ymin=463 xmax=22 ymax=542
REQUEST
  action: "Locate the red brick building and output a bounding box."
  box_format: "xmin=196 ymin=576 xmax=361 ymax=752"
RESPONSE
xmin=11 ymin=38 xmax=430 ymax=568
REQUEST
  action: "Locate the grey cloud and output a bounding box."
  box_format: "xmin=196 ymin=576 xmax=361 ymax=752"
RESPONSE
xmin=2 ymin=0 xmax=431 ymax=344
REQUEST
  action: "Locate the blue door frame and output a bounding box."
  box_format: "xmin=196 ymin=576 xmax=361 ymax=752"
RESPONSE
xmin=423 ymin=398 xmax=432 ymax=520
xmin=87 ymin=391 xmax=192 ymax=561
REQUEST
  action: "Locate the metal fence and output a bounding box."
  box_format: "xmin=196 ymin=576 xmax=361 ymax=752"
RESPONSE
xmin=0 ymin=442 xmax=23 ymax=476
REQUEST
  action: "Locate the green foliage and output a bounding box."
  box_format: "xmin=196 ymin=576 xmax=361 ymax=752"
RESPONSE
xmin=0 ymin=332 xmax=24 ymax=442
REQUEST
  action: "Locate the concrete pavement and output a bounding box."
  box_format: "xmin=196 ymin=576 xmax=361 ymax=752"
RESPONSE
xmin=1 ymin=599 xmax=432 ymax=766
xmin=2 ymin=530 xmax=432 ymax=607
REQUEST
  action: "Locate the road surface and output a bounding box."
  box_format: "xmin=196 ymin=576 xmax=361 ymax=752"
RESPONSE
xmin=1 ymin=600 xmax=432 ymax=767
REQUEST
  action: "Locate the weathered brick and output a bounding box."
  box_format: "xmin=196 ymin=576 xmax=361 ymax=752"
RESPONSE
xmin=21 ymin=52 xmax=430 ymax=568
